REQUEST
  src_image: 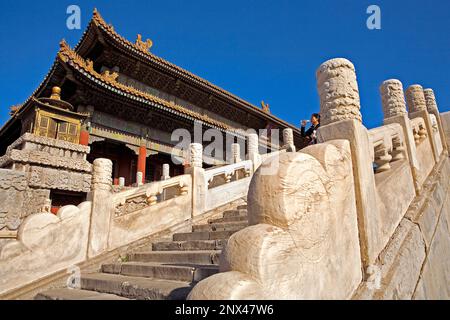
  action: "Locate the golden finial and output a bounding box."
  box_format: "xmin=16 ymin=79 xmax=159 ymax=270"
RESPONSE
xmin=261 ymin=101 xmax=270 ymax=113
xmin=50 ymin=87 xmax=62 ymax=100
xmin=136 ymin=34 xmax=153 ymax=52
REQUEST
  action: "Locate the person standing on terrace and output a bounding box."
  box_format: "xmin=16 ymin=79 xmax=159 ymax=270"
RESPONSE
xmin=301 ymin=113 xmax=321 ymax=145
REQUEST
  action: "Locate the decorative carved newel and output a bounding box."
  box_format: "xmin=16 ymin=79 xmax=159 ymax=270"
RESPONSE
xmin=283 ymin=128 xmax=296 ymax=152
xmin=424 ymin=88 xmax=447 ymax=151
xmin=423 ymin=89 xmax=438 ymax=114
xmin=406 ymin=85 xmax=427 ymax=113
xmin=247 ymin=133 xmax=262 ymax=170
xmin=316 ymin=58 xmax=362 ymax=126
xmin=380 ymin=79 xmax=407 ymax=118
xmin=189 ymin=143 xmax=203 ymax=168
xmin=377 ymin=80 xmax=409 ymax=170
xmin=406 ymin=84 xmax=441 ymax=160
xmin=88 ymin=158 xmax=113 ymax=258
xmin=136 ymin=172 xmax=144 ymax=186
xmin=91 ymin=159 xmax=113 ymax=191
xmin=231 ymin=143 xmax=241 ymax=164
xmin=381 ymin=79 xmax=421 ymax=194
xmin=316 ymin=58 xmax=382 ymax=268
xmin=247 ymin=134 xmax=259 ymax=156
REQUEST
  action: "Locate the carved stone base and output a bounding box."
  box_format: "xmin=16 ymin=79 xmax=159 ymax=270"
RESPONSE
xmin=28 ymin=166 xmax=91 ymax=193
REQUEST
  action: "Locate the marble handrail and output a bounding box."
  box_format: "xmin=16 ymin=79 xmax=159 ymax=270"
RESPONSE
xmin=112 ymin=174 xmax=191 ymax=217
xmin=204 ymin=160 xmax=252 ymax=187
xmin=369 ymin=123 xmax=406 ymax=173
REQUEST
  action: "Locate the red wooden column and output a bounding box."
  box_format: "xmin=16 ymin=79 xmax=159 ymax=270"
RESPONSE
xmin=79 ymin=130 xmax=90 ymax=146
xmin=137 ymin=145 xmax=147 ymax=184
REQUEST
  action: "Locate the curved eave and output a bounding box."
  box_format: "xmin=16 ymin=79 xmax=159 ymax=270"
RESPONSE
xmin=75 ymin=10 xmax=301 ymax=135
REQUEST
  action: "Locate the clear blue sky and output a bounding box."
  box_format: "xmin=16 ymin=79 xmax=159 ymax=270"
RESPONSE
xmin=0 ymin=0 xmax=448 ymax=129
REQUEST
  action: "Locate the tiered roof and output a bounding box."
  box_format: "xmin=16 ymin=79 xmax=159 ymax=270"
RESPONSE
xmin=79 ymin=9 xmax=300 ymax=132
xmin=2 ymin=9 xmax=302 ymax=142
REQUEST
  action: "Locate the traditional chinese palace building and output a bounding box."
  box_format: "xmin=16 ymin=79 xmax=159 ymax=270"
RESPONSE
xmin=0 ymin=10 xmax=303 ymax=207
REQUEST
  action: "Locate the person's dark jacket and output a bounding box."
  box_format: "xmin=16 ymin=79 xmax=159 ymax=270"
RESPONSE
xmin=301 ymin=124 xmax=321 ymax=144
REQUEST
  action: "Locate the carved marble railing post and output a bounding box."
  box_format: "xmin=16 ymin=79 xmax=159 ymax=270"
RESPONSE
xmin=283 ymin=128 xmax=296 ymax=152
xmin=161 ymin=164 xmax=171 ymax=181
xmin=136 ymin=172 xmax=144 ymax=187
xmin=160 ymin=164 xmax=171 ymax=201
xmin=186 ymin=143 xmax=206 ymax=217
xmin=231 ymin=143 xmax=242 ymax=164
xmin=381 ymin=79 xmax=421 ymax=194
xmin=315 ymin=58 xmax=382 ymax=269
xmin=406 ymin=85 xmax=439 ymax=162
xmin=406 ymin=85 xmax=427 ymax=113
xmin=424 ymin=88 xmax=448 ymax=151
xmin=189 ymin=143 xmax=203 ymax=169
xmin=424 ymin=89 xmax=438 ymax=114
xmin=88 ymin=158 xmax=113 ymax=258
xmin=247 ymin=133 xmax=262 ymax=171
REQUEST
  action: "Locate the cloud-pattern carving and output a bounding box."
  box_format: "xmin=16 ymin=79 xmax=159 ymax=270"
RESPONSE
xmin=189 ymin=140 xmax=362 ymax=300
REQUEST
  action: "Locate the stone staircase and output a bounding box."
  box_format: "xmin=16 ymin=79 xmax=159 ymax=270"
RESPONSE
xmin=35 ymin=204 xmax=248 ymax=300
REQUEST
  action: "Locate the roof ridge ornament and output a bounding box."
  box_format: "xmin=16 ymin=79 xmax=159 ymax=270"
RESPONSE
xmin=101 ymin=70 xmax=119 ymax=82
xmin=136 ymin=34 xmax=153 ymax=52
xmin=261 ymin=101 xmax=271 ymax=113
xmin=58 ymin=40 xmax=118 ymax=83
xmin=54 ymin=39 xmax=236 ymax=131
xmin=9 ymin=105 xmax=22 ymax=117
xmin=93 ymin=8 xmax=114 ymax=31
xmin=86 ymin=59 xmax=95 ymax=73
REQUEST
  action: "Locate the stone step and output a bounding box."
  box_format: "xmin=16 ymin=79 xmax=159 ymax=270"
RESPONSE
xmin=152 ymin=239 xmax=227 ymax=252
xmin=35 ymin=288 xmax=129 ymax=300
xmin=208 ymin=215 xmax=248 ymax=224
xmin=193 ymin=221 xmax=248 ymax=232
xmin=80 ymin=273 xmax=193 ymax=300
xmin=173 ymin=230 xmax=238 ymax=242
xmin=101 ymin=262 xmax=219 ymax=282
xmin=129 ymin=250 xmax=221 ymax=265
xmin=222 ymin=209 xmax=248 ymax=219
xmin=237 ymin=205 xmax=248 ymax=210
